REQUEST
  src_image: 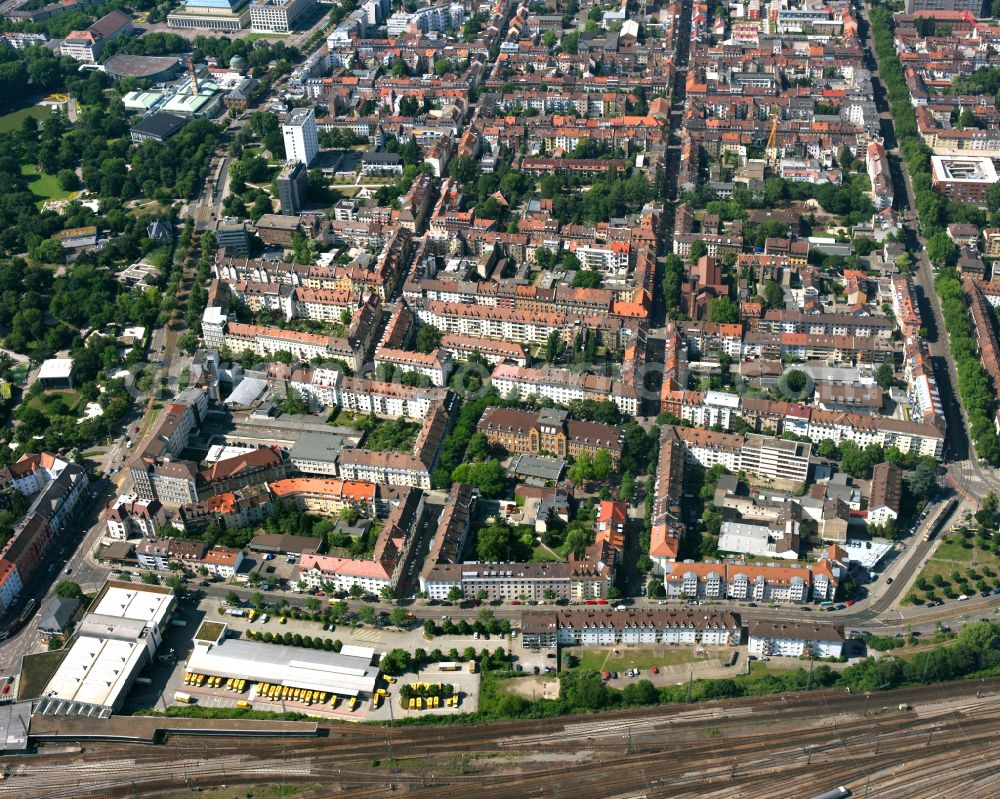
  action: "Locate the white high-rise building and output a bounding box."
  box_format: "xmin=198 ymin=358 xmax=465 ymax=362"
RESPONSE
xmin=282 ymin=107 xmax=318 ymax=167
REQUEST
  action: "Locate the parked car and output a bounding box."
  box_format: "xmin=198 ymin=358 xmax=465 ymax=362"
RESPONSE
xmin=886 ymin=578 xmax=894 ymax=585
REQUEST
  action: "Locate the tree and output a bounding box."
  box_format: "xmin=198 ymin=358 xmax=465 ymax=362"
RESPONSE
xmin=572 ymin=270 xmax=603 ymax=288
xmin=987 ymin=181 xmax=1000 ymax=214
xmin=708 ymin=297 xmax=740 ymax=324
xmin=592 ymin=449 xmax=614 ymax=481
xmin=905 ymin=458 xmax=939 ymax=501
xmin=545 ymin=329 xmax=563 ymax=364
xmin=876 ymin=363 xmax=894 ymax=390
xmin=55 ymin=580 xmax=83 ymax=600
xmin=451 ymin=460 xmax=507 ymax=497
xmin=57 ymin=169 xmax=79 ymax=191
xmin=389 ymin=607 xmax=409 ymax=627
xmin=380 ymin=585 xmax=396 ymax=603
xmin=927 ymin=231 xmax=957 ymax=267
xmin=349 ymin=584 xmax=364 ymax=599
xmin=976 ymin=491 xmax=999 ymax=528
xmin=305 ymin=597 xmax=321 ymax=612
xmin=762 ymin=280 xmax=784 ymax=309
xmin=447 ymin=586 xmax=464 ymax=602
xmin=476 ymin=589 xmax=489 ymax=601
xmin=358 ymin=605 xmax=376 ymax=625
xmin=689 ymin=240 xmax=708 ymax=261
xmin=415 ymin=325 xmax=442 ymax=354
xmin=423 ymin=619 xmax=437 ymax=637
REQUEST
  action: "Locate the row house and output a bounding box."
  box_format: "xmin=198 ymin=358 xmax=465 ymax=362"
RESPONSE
xmin=289 ymin=367 xmax=448 ymax=420
xmin=419 ymin=483 xmax=476 ymax=587
xmin=648 ymin=427 xmax=687 ymax=573
xmin=373 ymin=346 xmax=452 ymax=387
xmin=521 ymin=608 xmax=741 ymax=649
xmin=670 ymin=426 xmax=812 ymax=484
xmin=490 ymin=362 xmax=639 ymax=416
xmin=784 ymin=407 xmax=945 ymax=458
xmin=759 ymin=310 xmax=894 ymax=340
xmin=663 ymin=560 xmax=817 ymax=604
xmin=421 ymin=551 xmax=613 ymax=601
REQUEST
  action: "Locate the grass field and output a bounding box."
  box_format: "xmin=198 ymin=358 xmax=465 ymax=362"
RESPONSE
xmin=20 ymin=164 xmax=75 ymax=205
xmin=905 ymin=529 xmax=1000 ymax=604
xmin=571 ymin=646 xmax=718 ymax=673
xmin=0 ymin=104 xmax=51 ymax=133
xmin=28 ymin=389 xmax=83 ymax=416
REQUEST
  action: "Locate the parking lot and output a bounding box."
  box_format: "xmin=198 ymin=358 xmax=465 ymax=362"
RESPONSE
xmin=123 ymin=595 xmax=491 ymax=719
xmin=365 ymin=664 xmax=480 ymax=721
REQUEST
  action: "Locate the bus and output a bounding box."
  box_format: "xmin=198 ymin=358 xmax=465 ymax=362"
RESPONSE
xmin=174 ymin=692 xmax=195 ymax=704
xmin=236 ymin=700 xmax=252 ymax=710
xmin=438 ymin=662 xmax=461 ymax=671
xmin=135 ymin=676 xmax=153 ymax=687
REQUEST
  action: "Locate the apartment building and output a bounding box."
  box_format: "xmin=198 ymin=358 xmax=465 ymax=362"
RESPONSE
xmin=336 ymin=449 xmax=432 ymax=489
xmin=490 ymin=363 xmax=639 ymax=416
xmin=178 ymin=488 xmax=273 ymax=533
xmin=200 ymin=546 xmax=244 ymax=579
xmin=373 ymin=347 xmax=452 ymax=387
xmin=439 ymin=334 xmax=529 ymax=366
xmin=521 ymin=608 xmax=741 ymax=649
xmin=477 ymin=407 xmax=624 ymax=465
xmin=105 ymin=495 xmax=166 ymax=540
xmin=866 ymin=141 xmax=894 ymax=211
xmin=297 ymin=488 xmax=422 ymax=593
xmin=268 ymin=478 xmax=377 ymax=517
xmin=136 ymin=537 xmax=208 ymax=570
xmin=649 ymin=427 xmax=687 ymax=573
xmin=422 ymin=556 xmax=612 ymax=601
xmin=0 ymin=560 xmax=22 ymax=612
xmin=758 ymin=310 xmax=894 ymax=340
xmin=289 ymin=368 xmax=447 ymax=420
xmin=868 ymin=461 xmax=903 ymax=526
xmin=282 ymin=107 xmax=318 ymax=167
xmin=747 ymin=620 xmax=844 ymax=658
xmin=728 ymin=563 xmax=810 ymax=604
xmin=784 ymin=407 xmax=944 ymax=458
xmin=198 ymin=447 xmax=286 ymax=499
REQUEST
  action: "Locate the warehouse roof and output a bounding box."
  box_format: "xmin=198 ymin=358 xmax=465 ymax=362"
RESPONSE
xmin=184 ymin=636 xmax=379 ymax=698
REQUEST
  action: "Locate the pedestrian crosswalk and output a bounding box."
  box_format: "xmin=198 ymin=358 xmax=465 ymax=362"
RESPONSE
xmin=351 ymin=628 xmax=383 ymax=645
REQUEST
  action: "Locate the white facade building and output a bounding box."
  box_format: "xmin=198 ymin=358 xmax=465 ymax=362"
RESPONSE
xmin=282 ymin=107 xmax=318 ymax=167
xmin=747 ymin=620 xmax=844 ymax=658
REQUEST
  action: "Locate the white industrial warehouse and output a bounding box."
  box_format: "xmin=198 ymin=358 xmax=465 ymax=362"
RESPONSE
xmin=183 ymin=622 xmax=380 ymax=700
xmin=36 ymin=582 xmax=176 ymax=717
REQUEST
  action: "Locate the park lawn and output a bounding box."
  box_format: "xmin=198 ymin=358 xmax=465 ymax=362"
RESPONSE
xmin=0 ymin=104 xmax=50 ymax=133
xmin=20 ymin=164 xmax=75 ymax=206
xmin=529 ymin=543 xmax=562 ymax=563
xmin=572 ymin=646 xmax=713 ymax=673
xmin=28 ymin=389 xmax=83 ymax=415
xmin=904 ymin=532 xmax=1000 ymax=604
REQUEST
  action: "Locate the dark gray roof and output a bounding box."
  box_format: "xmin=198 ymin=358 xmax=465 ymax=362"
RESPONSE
xmin=130 ymin=112 xmax=187 ymax=141
xmin=37 ymin=596 xmax=80 ymax=635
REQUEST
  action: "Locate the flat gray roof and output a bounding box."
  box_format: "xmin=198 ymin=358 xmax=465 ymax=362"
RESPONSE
xmin=290 ymin=432 xmax=350 ymax=464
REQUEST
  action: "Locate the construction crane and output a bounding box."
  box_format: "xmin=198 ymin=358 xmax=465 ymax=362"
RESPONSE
xmin=765 ymin=106 xmax=780 ymax=168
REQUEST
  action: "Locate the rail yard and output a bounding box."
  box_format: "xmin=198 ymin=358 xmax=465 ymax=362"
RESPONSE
xmin=4 ymin=678 xmax=1000 ymax=798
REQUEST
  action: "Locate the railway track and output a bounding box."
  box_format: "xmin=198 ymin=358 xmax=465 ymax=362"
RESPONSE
xmin=6 ymin=679 xmax=1000 ymax=798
